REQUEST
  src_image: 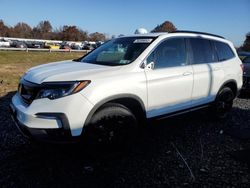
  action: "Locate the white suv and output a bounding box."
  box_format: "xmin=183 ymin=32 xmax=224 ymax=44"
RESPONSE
xmin=10 ymin=31 xmax=243 ymax=144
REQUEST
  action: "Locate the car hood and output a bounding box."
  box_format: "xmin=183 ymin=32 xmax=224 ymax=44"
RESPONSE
xmin=24 ymin=60 xmax=122 ymax=84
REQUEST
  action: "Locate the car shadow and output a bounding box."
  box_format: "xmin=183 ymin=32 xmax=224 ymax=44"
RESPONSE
xmin=238 ymin=90 xmax=250 ymax=99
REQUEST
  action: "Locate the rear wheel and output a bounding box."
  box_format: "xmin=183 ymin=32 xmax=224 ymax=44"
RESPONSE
xmin=84 ymin=103 xmax=137 ymax=148
xmin=211 ymin=87 xmax=234 ymax=119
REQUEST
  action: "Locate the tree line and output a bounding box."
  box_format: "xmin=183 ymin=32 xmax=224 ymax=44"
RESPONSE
xmin=0 ymin=20 xmax=178 ymax=42
xmin=0 ymin=20 xmax=106 ymax=41
xmin=0 ymin=19 xmax=249 ymax=51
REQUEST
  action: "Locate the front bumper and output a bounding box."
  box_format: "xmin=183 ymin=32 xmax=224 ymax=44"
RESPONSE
xmin=10 ymin=102 xmax=79 ymax=143
xmin=10 ymin=92 xmax=94 ymax=142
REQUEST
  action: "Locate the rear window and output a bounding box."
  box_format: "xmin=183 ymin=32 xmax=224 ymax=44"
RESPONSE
xmin=189 ymin=38 xmax=216 ymax=64
xmin=214 ymin=41 xmax=235 ymax=61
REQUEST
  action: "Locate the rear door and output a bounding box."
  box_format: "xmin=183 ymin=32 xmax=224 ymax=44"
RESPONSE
xmin=145 ymin=37 xmax=193 ymax=118
xmin=188 ymin=38 xmax=224 ymax=106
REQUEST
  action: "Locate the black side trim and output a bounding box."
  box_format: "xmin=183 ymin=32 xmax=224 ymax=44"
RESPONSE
xmin=148 ymin=103 xmax=212 ymax=121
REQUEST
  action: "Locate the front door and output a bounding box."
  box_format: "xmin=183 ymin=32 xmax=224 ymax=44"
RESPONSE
xmin=145 ymin=38 xmax=193 ymax=118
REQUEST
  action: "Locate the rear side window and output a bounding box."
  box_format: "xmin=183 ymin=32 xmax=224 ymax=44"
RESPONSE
xmin=214 ymin=41 xmax=235 ymax=61
xmin=147 ymin=38 xmax=187 ymax=69
xmin=189 ymin=38 xmax=216 ymax=64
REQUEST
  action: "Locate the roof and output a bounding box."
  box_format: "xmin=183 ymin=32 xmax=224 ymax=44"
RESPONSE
xmin=125 ymin=33 xmax=165 ymax=37
xmin=125 ymin=30 xmax=225 ymax=40
xmin=170 ymin=30 xmax=225 ymax=39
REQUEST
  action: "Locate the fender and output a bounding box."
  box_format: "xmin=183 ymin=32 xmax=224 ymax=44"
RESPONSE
xmin=83 ymin=94 xmax=146 ymax=128
xmin=217 ymin=79 xmax=238 ymax=97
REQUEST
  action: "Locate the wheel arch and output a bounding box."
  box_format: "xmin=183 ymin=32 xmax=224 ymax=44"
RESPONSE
xmin=218 ymin=79 xmax=238 ymax=97
xmin=83 ymin=94 xmax=146 ymax=128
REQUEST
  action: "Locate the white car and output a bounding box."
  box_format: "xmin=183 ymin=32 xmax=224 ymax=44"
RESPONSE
xmin=0 ymin=39 xmax=10 ymax=47
xmin=10 ymin=31 xmax=243 ymax=144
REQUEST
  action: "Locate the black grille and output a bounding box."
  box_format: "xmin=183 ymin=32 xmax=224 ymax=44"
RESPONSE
xmin=18 ymin=79 xmax=40 ymax=105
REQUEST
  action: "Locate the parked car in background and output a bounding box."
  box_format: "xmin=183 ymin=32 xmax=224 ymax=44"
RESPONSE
xmin=15 ymin=41 xmax=27 ymax=48
xmin=238 ymin=51 xmax=250 ymax=60
xmin=44 ymin=42 xmax=60 ymax=49
xmin=82 ymin=43 xmax=96 ymax=50
xmin=0 ymin=39 xmax=10 ymax=47
xmin=71 ymin=42 xmax=84 ymax=50
xmin=238 ymin=52 xmax=250 ymax=91
xmin=60 ymin=44 xmax=71 ymax=50
xmin=96 ymin=41 xmax=104 ymax=47
xmin=34 ymin=42 xmax=45 ymax=49
xmin=71 ymin=44 xmax=81 ymax=50
xmin=60 ymin=41 xmax=72 ymax=50
xmin=25 ymin=41 xmax=44 ymax=48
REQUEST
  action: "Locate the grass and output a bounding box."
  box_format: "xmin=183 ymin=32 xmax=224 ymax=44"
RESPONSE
xmin=0 ymin=51 xmax=83 ymax=96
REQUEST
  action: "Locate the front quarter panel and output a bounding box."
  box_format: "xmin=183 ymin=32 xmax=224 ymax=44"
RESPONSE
xmin=80 ymin=68 xmax=147 ymax=115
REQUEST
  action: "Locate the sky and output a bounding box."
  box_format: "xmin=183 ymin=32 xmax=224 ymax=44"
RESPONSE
xmin=1 ymin=0 xmax=250 ymax=46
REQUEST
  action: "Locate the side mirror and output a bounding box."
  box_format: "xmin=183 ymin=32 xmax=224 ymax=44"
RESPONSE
xmin=145 ymin=61 xmax=155 ymax=70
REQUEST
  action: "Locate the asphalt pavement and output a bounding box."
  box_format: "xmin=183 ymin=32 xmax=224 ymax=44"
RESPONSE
xmin=0 ymin=91 xmax=250 ymax=187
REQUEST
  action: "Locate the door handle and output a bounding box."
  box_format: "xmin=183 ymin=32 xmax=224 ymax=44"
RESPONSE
xmin=183 ymin=72 xmax=192 ymax=76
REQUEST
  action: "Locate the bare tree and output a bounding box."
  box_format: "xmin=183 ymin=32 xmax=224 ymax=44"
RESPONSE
xmin=0 ymin=19 xmax=107 ymax=41
xmin=241 ymin=32 xmax=250 ymax=52
xmin=33 ymin=20 xmax=53 ymax=39
xmin=11 ymin=22 xmax=32 ymax=38
xmin=0 ymin=20 xmax=10 ymax=37
xmin=89 ymin=32 xmax=106 ymax=41
xmin=60 ymin=25 xmax=87 ymax=41
xmin=151 ymin=21 xmax=177 ymax=33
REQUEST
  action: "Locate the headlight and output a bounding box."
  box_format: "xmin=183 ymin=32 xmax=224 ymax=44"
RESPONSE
xmin=36 ymin=81 xmax=90 ymax=100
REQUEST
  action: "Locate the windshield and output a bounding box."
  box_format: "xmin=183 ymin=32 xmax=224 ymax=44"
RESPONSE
xmin=80 ymin=37 xmax=156 ymax=66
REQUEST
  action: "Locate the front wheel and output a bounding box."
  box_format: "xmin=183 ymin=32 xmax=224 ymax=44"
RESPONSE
xmin=84 ymin=103 xmax=137 ymax=148
xmin=211 ymin=87 xmax=235 ymax=119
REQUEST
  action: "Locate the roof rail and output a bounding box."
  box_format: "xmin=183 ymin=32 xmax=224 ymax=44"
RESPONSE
xmin=170 ymin=30 xmax=225 ymax=39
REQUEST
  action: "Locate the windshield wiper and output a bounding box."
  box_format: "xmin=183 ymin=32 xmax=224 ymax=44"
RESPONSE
xmin=72 ymin=58 xmax=82 ymax=62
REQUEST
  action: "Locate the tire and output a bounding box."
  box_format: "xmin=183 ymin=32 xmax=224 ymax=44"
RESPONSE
xmin=84 ymin=103 xmax=137 ymax=148
xmin=211 ymin=87 xmax=234 ymax=119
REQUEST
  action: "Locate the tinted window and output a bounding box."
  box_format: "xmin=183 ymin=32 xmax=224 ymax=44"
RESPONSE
xmin=147 ymin=38 xmax=187 ymax=69
xmin=189 ymin=38 xmax=216 ymax=64
xmin=214 ymin=41 xmax=235 ymax=61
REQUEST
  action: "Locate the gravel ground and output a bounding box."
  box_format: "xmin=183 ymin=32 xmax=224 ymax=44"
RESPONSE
xmin=0 ymin=91 xmax=250 ymax=187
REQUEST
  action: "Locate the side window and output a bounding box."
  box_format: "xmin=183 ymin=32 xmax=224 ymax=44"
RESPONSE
xmin=189 ymin=38 xmax=215 ymax=64
xmin=214 ymin=41 xmax=235 ymax=61
xmin=147 ymin=38 xmax=187 ymax=69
